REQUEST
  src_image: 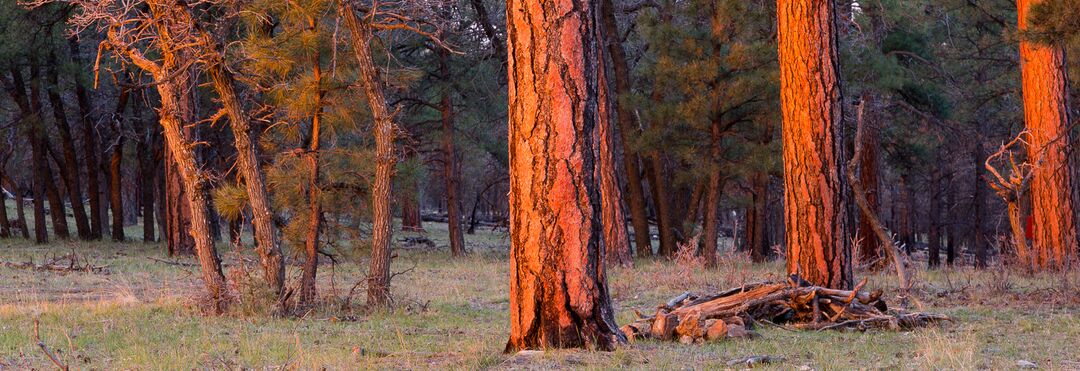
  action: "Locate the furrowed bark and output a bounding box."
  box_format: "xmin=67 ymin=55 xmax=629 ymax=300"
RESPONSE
xmin=342 ymin=3 xmax=396 ymax=308
xmin=505 ymin=0 xmax=626 ymax=351
xmin=777 ymin=0 xmax=851 ymax=289
xmin=1017 ymin=0 xmax=1077 ymax=269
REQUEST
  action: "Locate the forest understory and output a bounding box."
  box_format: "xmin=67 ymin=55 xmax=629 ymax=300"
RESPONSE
xmin=0 ymin=210 xmax=1077 ymax=369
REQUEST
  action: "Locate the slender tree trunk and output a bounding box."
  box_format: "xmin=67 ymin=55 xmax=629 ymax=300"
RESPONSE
xmin=647 ymin=155 xmax=678 ymax=257
xmin=108 ymin=86 xmax=130 ymax=242
xmin=777 ymin=0 xmax=851 ymax=289
xmin=1017 ymin=0 xmax=1077 ymax=269
xmin=897 ymin=177 xmax=914 ymax=255
xmin=747 ymin=172 xmax=770 ymax=262
xmin=70 ymin=39 xmax=105 ymax=240
xmin=600 ymin=0 xmax=653 ymax=258
xmin=136 ymin=121 xmax=157 ymax=243
xmin=945 ymin=183 xmax=956 ymax=266
xmin=973 ymin=141 xmax=989 ymax=268
xmin=0 ymin=162 xmax=9 ymax=238
xmin=45 ymin=55 xmax=91 ymax=239
xmin=928 ymin=167 xmax=942 ymax=268
xmin=300 ymin=30 xmax=324 ymax=307
xmin=701 ymin=121 xmax=723 ymax=268
xmin=342 ymin=5 xmax=396 ymax=307
xmin=596 ymin=49 xmax=632 ymax=267
xmin=504 ymin=0 xmax=626 ymax=352
xmin=439 ymin=48 xmax=466 ymax=257
xmin=856 ymin=95 xmax=881 ymax=263
xmin=2 ymin=176 xmax=30 ymax=239
xmin=205 ymin=49 xmax=286 ymax=298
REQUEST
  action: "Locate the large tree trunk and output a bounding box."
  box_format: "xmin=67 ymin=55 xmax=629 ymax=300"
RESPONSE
xmin=205 ymin=49 xmax=286 ymax=298
xmin=600 ymin=0 xmax=653 ymax=258
xmin=777 ymin=0 xmax=851 ymax=289
xmin=108 ymin=86 xmax=130 ymax=242
xmin=342 ymin=5 xmax=396 ymax=308
xmin=439 ymin=48 xmax=466 ymax=257
xmin=856 ymin=95 xmax=881 ymax=263
xmin=504 ymin=0 xmax=626 ymax=352
xmin=1017 ymin=0 xmax=1077 ymax=269
xmin=70 ymin=39 xmax=105 ymax=240
xmin=45 ymin=55 xmax=91 ymax=240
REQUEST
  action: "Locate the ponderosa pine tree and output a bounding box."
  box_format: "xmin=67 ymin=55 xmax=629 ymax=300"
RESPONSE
xmin=504 ymin=0 xmax=626 ymax=351
xmin=1017 ymin=0 xmax=1077 ymax=269
xmin=777 ymin=0 xmax=851 ymax=289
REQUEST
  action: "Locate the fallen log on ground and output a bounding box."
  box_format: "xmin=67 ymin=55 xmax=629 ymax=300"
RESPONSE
xmin=1 ymin=251 xmax=109 ymax=274
xmin=621 ymin=275 xmax=950 ymax=344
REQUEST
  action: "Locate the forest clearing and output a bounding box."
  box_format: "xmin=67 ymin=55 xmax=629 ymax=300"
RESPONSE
xmin=3 ymin=0 xmax=1080 ymax=368
xmin=1 ymin=216 xmax=1078 ymax=369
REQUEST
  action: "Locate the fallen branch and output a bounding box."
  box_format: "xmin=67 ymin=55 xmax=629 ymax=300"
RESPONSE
xmin=621 ymin=275 xmax=950 ymax=344
xmin=2 ymin=254 xmax=109 ymax=274
xmin=33 ymin=317 xmax=69 ymax=371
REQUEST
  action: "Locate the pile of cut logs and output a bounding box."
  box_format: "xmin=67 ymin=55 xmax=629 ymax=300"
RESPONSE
xmin=621 ymin=276 xmax=950 ymax=344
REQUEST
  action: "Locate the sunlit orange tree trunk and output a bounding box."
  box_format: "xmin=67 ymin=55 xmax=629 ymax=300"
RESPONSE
xmin=777 ymin=0 xmax=852 ymax=289
xmin=1017 ymin=0 xmax=1078 ymax=269
xmin=505 ymin=0 xmax=626 ymax=351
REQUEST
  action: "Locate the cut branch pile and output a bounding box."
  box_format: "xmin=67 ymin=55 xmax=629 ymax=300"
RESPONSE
xmin=621 ymin=276 xmax=950 ymax=344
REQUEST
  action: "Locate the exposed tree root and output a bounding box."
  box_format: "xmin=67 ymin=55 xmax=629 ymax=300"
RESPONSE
xmin=621 ymin=275 xmax=951 ymax=344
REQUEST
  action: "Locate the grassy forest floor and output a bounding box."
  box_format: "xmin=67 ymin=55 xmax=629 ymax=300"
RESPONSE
xmin=1 ymin=205 xmax=1080 ymax=369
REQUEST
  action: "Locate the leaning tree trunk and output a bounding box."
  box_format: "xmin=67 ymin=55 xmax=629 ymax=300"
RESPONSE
xmin=1017 ymin=0 xmax=1078 ymax=269
xmin=439 ymin=48 xmax=466 ymax=257
xmin=600 ymin=0 xmax=653 ymax=258
xmin=206 ymin=51 xmax=286 ymax=298
xmin=106 ymin=16 xmax=227 ymax=311
xmin=504 ymin=0 xmax=626 ymax=352
xmin=342 ymin=4 xmax=396 ymax=308
xmin=777 ymin=0 xmax=851 ymax=289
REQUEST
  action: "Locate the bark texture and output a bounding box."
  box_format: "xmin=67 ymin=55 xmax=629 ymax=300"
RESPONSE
xmin=1017 ymin=0 xmax=1077 ymax=269
xmin=440 ymin=48 xmax=466 ymax=257
xmin=856 ymin=95 xmax=881 ymax=263
xmin=505 ymin=0 xmax=626 ymax=351
xmin=777 ymin=0 xmax=851 ymax=289
xmin=342 ymin=4 xmax=396 ymax=308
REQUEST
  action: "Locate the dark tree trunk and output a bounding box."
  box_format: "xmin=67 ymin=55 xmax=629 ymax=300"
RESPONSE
xmin=928 ymin=167 xmax=942 ymax=268
xmin=600 ymin=0 xmax=653 ymax=258
xmin=45 ymin=54 xmax=91 ymax=239
xmin=747 ymin=172 xmax=770 ymax=262
xmin=70 ymin=39 xmax=105 ymax=240
xmin=701 ymin=121 xmax=723 ymax=268
xmin=6 ymin=67 xmax=49 ymax=243
xmin=109 ymin=86 xmax=130 ymax=242
xmin=439 ymin=48 xmax=465 ymax=257
xmin=973 ymin=141 xmax=988 ymax=268
xmin=504 ymin=0 xmax=626 ymax=351
xmin=856 ymin=94 xmax=881 ymax=263
xmin=945 ymin=182 xmax=956 ymax=266
xmin=136 ymin=114 xmax=157 ymax=242
xmin=0 ymin=162 xmax=9 ymax=238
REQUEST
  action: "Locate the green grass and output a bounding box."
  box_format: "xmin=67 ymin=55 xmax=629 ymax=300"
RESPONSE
xmin=1 ymin=204 xmax=1079 ymax=369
